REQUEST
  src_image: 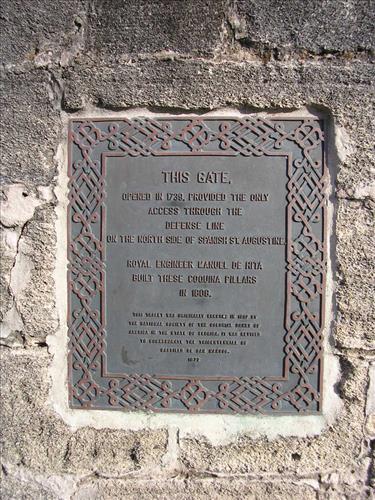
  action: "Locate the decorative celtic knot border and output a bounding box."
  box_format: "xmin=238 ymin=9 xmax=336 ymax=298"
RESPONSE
xmin=68 ymin=116 xmax=327 ymax=414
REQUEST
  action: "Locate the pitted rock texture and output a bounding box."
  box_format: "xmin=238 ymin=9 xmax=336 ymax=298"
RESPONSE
xmin=87 ymin=0 xmax=228 ymax=59
xmin=233 ymin=0 xmax=375 ymax=55
xmin=0 ymin=0 xmax=86 ymax=66
xmin=0 ymin=0 xmax=374 ymax=498
xmin=0 ymin=70 xmax=60 ymax=185
xmin=1 ymin=351 xmax=169 ymax=475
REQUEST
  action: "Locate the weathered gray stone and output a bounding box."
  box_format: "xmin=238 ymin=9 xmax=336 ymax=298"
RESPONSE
xmin=0 ymin=226 xmax=17 ymax=324
xmin=233 ymin=0 xmax=375 ymax=55
xmin=365 ymin=363 xmax=375 ymax=436
xmin=336 ymin=200 xmax=375 ymax=350
xmin=62 ymin=426 xmax=168 ymax=476
xmin=0 ymin=184 xmax=54 ymax=345
xmin=0 ymin=0 xmax=86 ymax=66
xmin=87 ymin=0 xmax=227 ymax=59
xmin=0 ymin=70 xmax=59 ymax=185
xmin=1 ymin=464 xmax=77 ymax=500
xmin=10 ymin=206 xmax=58 ymax=346
xmin=0 ymin=350 xmax=168 ymax=475
xmin=179 ymin=356 xmax=369 ymax=476
xmin=72 ymin=477 xmax=318 ymax=499
xmin=1 ymin=351 xmax=69 ymax=473
xmin=0 ymin=473 xmax=55 ymax=500
xmin=62 ymin=58 xmax=374 ymax=115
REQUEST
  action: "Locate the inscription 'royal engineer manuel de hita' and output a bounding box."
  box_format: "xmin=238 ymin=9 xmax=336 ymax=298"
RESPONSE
xmin=68 ymin=116 xmax=327 ymax=414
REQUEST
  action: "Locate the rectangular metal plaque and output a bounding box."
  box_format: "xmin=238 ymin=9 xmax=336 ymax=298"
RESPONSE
xmin=68 ymin=116 xmax=327 ymax=414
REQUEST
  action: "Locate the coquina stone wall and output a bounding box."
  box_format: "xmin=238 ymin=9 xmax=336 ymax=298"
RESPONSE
xmin=0 ymin=1 xmax=374 ymax=498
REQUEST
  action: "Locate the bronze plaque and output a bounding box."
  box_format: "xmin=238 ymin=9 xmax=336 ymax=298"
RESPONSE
xmin=68 ymin=116 xmax=327 ymax=414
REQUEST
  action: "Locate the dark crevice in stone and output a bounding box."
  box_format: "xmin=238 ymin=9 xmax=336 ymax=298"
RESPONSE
xmin=235 ymin=38 xmax=374 ymax=63
xmin=130 ymin=444 xmax=141 ymax=466
xmin=333 ymin=356 xmax=355 ymax=401
xmin=364 ymin=439 xmax=375 ymax=488
xmin=35 ymin=341 xmax=48 ymax=348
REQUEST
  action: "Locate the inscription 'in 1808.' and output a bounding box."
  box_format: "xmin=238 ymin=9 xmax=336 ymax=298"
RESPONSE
xmin=68 ymin=116 xmax=327 ymax=414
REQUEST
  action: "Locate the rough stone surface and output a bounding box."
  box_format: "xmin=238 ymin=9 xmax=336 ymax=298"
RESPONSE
xmin=62 ymin=58 xmax=375 ymax=113
xmin=366 ymin=363 xmax=375 ymax=437
xmin=0 ymin=0 xmax=86 ymax=67
xmin=1 ymin=473 xmax=55 ymax=500
xmin=336 ymin=200 xmax=375 ymax=350
xmin=0 ymin=184 xmax=55 ymax=347
xmin=233 ymin=0 xmax=375 ymax=55
xmin=0 ymin=201 xmax=57 ymax=347
xmin=71 ymin=478 xmax=319 ymax=499
xmin=87 ymin=0 xmax=228 ymax=59
xmin=0 ymin=70 xmax=60 ymax=185
xmin=1 ymin=0 xmax=374 ymax=498
xmin=179 ymin=357 xmax=370 ymax=480
xmin=0 ymin=351 xmax=168 ymax=475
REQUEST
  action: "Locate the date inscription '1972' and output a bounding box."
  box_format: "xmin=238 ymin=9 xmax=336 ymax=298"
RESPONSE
xmin=68 ymin=116 xmax=327 ymax=414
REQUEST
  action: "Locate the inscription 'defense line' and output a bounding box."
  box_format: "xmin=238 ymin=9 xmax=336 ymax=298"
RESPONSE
xmin=68 ymin=117 xmax=327 ymax=414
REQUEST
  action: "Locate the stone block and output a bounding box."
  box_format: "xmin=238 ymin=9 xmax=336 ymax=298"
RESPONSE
xmin=62 ymin=427 xmax=168 ymax=476
xmin=72 ymin=477 xmax=318 ymax=499
xmin=0 ymin=350 xmax=168 ymax=475
xmin=0 ymin=70 xmax=59 ymax=185
xmin=234 ymin=0 xmax=375 ymax=54
xmin=0 ymin=184 xmax=56 ymax=346
xmin=62 ymin=58 xmax=375 ymax=114
xmin=365 ymin=363 xmax=375 ymax=436
xmin=336 ymin=200 xmax=375 ymax=350
xmin=87 ymin=0 xmax=227 ymax=59
xmin=0 ymin=473 xmax=54 ymax=500
xmin=1 ymin=351 xmax=70 ymax=473
xmin=0 ymin=0 xmax=85 ymax=66
xmin=178 ymin=357 xmax=368 ymax=475
xmin=7 ymin=206 xmax=58 ymax=346
xmin=0 ymin=464 xmax=79 ymax=499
